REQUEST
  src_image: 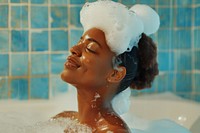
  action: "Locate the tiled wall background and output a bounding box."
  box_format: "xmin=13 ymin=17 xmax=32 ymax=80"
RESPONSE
xmin=0 ymin=0 xmax=200 ymax=101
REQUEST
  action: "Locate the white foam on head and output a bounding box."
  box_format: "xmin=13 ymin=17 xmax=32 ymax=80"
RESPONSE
xmin=130 ymin=4 xmax=160 ymax=35
xmin=80 ymin=0 xmax=160 ymax=55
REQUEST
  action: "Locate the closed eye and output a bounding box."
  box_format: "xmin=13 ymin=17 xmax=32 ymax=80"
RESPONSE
xmin=86 ymin=47 xmax=96 ymax=53
xmin=85 ymin=42 xmax=99 ymax=54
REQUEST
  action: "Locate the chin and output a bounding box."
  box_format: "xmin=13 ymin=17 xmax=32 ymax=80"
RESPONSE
xmin=61 ymin=71 xmax=70 ymax=83
xmin=60 ymin=70 xmax=77 ymax=85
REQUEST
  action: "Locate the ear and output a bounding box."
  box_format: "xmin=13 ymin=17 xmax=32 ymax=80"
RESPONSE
xmin=107 ymin=66 xmax=126 ymax=83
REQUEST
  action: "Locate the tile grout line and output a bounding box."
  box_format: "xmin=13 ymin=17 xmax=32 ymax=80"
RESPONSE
xmin=191 ymin=0 xmax=196 ymax=100
xmin=66 ymin=0 xmax=71 ymax=94
xmin=8 ymin=0 xmax=11 ymax=98
xmin=28 ymin=0 xmax=31 ymax=99
xmin=169 ymin=0 xmax=176 ymax=94
xmin=155 ymin=0 xmax=159 ymax=93
xmin=48 ymin=0 xmax=52 ymax=99
xmin=173 ymin=0 xmax=177 ymax=95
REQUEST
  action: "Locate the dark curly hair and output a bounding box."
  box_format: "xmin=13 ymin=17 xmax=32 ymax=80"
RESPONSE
xmin=116 ymin=33 xmax=159 ymax=93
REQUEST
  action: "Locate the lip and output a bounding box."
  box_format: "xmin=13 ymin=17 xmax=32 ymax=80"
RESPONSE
xmin=65 ymin=56 xmax=81 ymax=69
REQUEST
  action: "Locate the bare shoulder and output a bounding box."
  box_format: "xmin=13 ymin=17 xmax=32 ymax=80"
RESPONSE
xmin=96 ymin=111 xmax=131 ymax=133
xmin=52 ymin=111 xmax=78 ymax=120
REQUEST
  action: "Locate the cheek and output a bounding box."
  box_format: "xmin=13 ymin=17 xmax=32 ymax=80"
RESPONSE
xmin=82 ymin=55 xmax=112 ymax=77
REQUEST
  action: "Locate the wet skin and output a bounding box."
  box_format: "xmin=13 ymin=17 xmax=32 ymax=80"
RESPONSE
xmin=56 ymin=28 xmax=130 ymax=133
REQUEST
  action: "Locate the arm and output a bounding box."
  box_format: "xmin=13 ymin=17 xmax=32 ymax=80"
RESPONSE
xmin=52 ymin=111 xmax=78 ymax=120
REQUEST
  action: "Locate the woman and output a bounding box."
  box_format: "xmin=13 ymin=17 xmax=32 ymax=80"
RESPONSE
xmin=54 ymin=1 xmax=159 ymax=133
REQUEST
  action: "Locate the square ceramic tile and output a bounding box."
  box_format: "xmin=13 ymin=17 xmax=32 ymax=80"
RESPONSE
xmin=51 ymin=30 xmax=68 ymax=51
xmin=11 ymin=6 xmax=28 ymax=28
xmin=51 ymin=6 xmax=68 ymax=28
xmin=0 ymin=5 xmax=8 ymax=28
xmin=31 ymin=54 xmax=49 ymax=75
xmin=0 ymin=78 xmax=8 ymax=99
xmin=31 ymin=31 xmax=48 ymax=51
xmin=0 ymin=54 xmax=9 ymax=76
xmin=31 ymin=6 xmax=48 ymax=28
xmin=0 ymin=30 xmax=9 ymax=52
xmin=11 ymin=30 xmax=29 ymax=52
xmin=70 ymin=6 xmax=82 ymax=27
xmin=30 ymin=77 xmax=49 ymax=99
xmin=11 ymin=54 xmax=28 ymax=76
xmin=51 ymin=54 xmax=67 ymax=74
xmin=10 ymin=78 xmax=28 ymax=100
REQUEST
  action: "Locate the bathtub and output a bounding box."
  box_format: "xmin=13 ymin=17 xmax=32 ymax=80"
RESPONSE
xmin=0 ymin=89 xmax=199 ymax=133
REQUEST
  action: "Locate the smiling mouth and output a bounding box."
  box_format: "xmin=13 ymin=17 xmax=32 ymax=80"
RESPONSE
xmin=65 ymin=56 xmax=80 ymax=69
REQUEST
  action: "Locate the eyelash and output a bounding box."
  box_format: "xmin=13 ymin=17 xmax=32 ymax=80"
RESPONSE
xmin=86 ymin=47 xmax=96 ymax=54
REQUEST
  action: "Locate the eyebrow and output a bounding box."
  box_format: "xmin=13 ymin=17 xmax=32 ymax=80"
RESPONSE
xmin=87 ymin=38 xmax=101 ymax=47
xmin=81 ymin=36 xmax=101 ymax=47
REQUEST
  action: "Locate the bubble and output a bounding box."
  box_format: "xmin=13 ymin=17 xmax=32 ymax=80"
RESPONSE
xmin=80 ymin=0 xmax=160 ymax=55
xmin=80 ymin=0 xmax=144 ymax=55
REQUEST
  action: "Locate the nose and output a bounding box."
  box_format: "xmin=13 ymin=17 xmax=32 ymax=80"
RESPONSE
xmin=70 ymin=45 xmax=82 ymax=57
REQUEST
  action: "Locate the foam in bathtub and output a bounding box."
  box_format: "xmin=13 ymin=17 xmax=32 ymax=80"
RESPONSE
xmin=21 ymin=118 xmax=92 ymax=133
xmin=1 ymin=117 xmax=191 ymax=133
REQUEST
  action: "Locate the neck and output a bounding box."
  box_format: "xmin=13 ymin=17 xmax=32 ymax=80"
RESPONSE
xmin=76 ymin=85 xmax=115 ymax=126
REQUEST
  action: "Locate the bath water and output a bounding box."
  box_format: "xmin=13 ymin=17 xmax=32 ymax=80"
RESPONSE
xmin=0 ymin=89 xmax=191 ymax=133
xmin=0 ymin=111 xmax=191 ymax=133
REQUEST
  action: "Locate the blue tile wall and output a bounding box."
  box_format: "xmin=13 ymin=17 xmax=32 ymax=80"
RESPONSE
xmin=0 ymin=78 xmax=8 ymax=99
xmin=11 ymin=54 xmax=28 ymax=76
xmin=70 ymin=6 xmax=82 ymax=27
xmin=157 ymin=29 xmax=172 ymax=50
xmin=176 ymin=73 xmax=192 ymax=93
xmin=51 ymin=0 xmax=68 ymax=4
xmin=31 ymin=54 xmax=49 ymax=75
xmin=195 ymin=0 xmax=200 ymax=4
xmin=175 ymin=51 xmax=192 ymax=71
xmin=0 ymin=54 xmax=9 ymax=76
xmin=31 ymin=31 xmax=48 ymax=51
xmin=195 ymin=51 xmax=200 ymax=70
xmin=158 ymin=51 xmax=174 ymax=71
xmin=51 ymin=54 xmax=67 ymax=74
xmin=194 ymin=29 xmax=200 ymax=48
xmin=0 ymin=0 xmax=200 ymax=101
xmin=158 ymin=1 xmax=170 ymax=5
xmin=70 ymin=29 xmax=83 ymax=47
xmin=195 ymin=74 xmax=200 ymax=93
xmin=11 ymin=0 xmax=28 ymax=3
xmin=121 ymin=0 xmax=135 ymax=5
xmin=157 ymin=73 xmax=174 ymax=92
xmin=30 ymin=77 xmax=49 ymax=99
xmin=158 ymin=7 xmax=171 ymax=28
xmin=137 ymin=0 xmax=155 ymax=5
xmin=176 ymin=7 xmax=192 ymax=27
xmin=0 ymin=30 xmax=9 ymax=52
xmin=31 ymin=6 xmax=48 ymax=28
xmin=0 ymin=0 xmax=8 ymax=3
xmin=31 ymin=0 xmax=48 ymax=4
xmin=51 ymin=30 xmax=68 ymax=51
xmin=195 ymin=7 xmax=200 ymax=26
xmin=173 ymin=29 xmax=191 ymax=49
xmin=11 ymin=30 xmax=29 ymax=52
xmin=10 ymin=78 xmax=28 ymax=100
xmin=0 ymin=5 xmax=8 ymax=28
xmin=50 ymin=75 xmax=68 ymax=96
xmin=70 ymin=0 xmax=85 ymax=4
xmin=175 ymin=0 xmax=192 ymax=6
xmin=51 ymin=6 xmax=68 ymax=28
xmin=11 ymin=6 xmax=28 ymax=28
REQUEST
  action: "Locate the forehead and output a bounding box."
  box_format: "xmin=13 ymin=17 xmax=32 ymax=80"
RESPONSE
xmin=82 ymin=28 xmax=107 ymax=46
xmin=83 ymin=28 xmax=116 ymax=56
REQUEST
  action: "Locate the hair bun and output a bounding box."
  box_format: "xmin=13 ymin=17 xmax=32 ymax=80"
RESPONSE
xmin=130 ymin=4 xmax=160 ymax=35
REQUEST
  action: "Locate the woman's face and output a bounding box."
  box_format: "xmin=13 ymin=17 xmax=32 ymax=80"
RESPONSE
xmin=61 ymin=28 xmax=115 ymax=89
